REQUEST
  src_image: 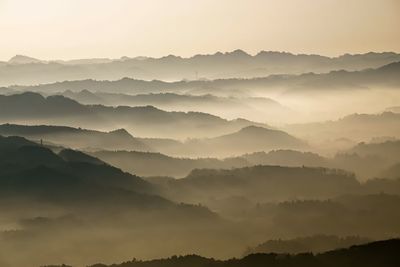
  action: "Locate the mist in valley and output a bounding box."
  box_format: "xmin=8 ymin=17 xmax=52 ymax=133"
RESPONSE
xmin=1 ymin=0 xmax=400 ymax=266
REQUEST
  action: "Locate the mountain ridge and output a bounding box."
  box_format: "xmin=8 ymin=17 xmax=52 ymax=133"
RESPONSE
xmin=2 ymin=51 xmax=400 ymax=86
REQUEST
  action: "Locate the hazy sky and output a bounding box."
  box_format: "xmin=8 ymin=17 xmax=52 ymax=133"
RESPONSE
xmin=0 ymin=0 xmax=399 ymax=60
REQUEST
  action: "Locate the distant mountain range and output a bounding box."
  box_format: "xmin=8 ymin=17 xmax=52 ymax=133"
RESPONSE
xmin=0 ymin=122 xmax=305 ymax=158
xmin=4 ymin=122 xmax=400 ymax=179
xmin=91 ymin=149 xmax=330 ymax=178
xmin=0 ymin=92 xmax=269 ymax=139
xmin=5 ymin=61 xmax=400 ymax=96
xmin=56 ymin=90 xmax=293 ymax=122
xmin=1 ymin=51 xmax=400 ymax=86
xmin=285 ymin=111 xmax=400 ymax=144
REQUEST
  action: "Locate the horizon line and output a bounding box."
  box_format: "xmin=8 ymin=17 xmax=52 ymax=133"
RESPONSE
xmin=2 ymin=49 xmax=400 ymax=63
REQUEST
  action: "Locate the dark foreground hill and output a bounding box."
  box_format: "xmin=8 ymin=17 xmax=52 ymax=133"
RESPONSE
xmin=85 ymin=239 xmax=400 ymax=267
xmin=0 ymin=135 xmax=229 ymax=267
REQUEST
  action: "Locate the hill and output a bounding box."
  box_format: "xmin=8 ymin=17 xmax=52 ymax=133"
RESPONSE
xmin=91 ymin=150 xmax=249 ymax=177
xmin=59 ymin=91 xmax=292 ymax=122
xmin=147 ymin=165 xmax=359 ymax=206
xmin=0 ymin=92 xmax=268 ymax=139
xmin=245 ymin=235 xmax=370 ymax=255
xmin=8 ymin=55 xmax=43 ymax=64
xmin=183 ymin=126 xmax=307 ymax=157
xmin=285 ymin=112 xmax=400 ymax=147
xmin=0 ymin=135 xmax=153 ymax=196
xmin=0 ymin=123 xmax=150 ymax=151
xmin=0 ymin=135 xmax=224 ymax=267
xmin=87 ymin=239 xmax=400 ymax=267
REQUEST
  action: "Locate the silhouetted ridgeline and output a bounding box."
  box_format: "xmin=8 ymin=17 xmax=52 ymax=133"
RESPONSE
xmin=74 ymin=239 xmax=400 ymax=267
xmin=5 ymin=60 xmax=399 ymax=96
xmin=148 ymin=165 xmax=359 ymax=204
xmin=245 ymin=235 xmax=370 ymax=255
xmin=182 ymin=126 xmax=307 ymax=157
xmin=0 ymin=123 xmax=150 ymax=151
xmin=284 ymin=111 xmax=400 ymax=144
xmin=0 ymin=93 xmax=269 ymax=139
xmin=0 ymin=121 xmax=306 ymax=158
xmin=91 ymin=150 xmax=249 ymax=177
xmin=57 ymin=90 xmax=292 ymax=122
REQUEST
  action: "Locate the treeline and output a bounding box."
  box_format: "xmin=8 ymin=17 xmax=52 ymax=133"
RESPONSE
xmin=48 ymin=239 xmax=399 ymax=267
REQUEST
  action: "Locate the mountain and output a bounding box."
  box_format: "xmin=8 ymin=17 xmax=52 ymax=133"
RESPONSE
xmin=245 ymin=235 xmax=370 ymax=255
xmin=0 ymin=92 xmax=268 ymax=139
xmin=90 ymin=149 xmax=332 ymax=178
xmin=1 ymin=51 xmax=400 ymax=86
xmin=251 ymin=193 xmax=400 ymax=238
xmin=347 ymin=139 xmax=400 ymax=159
xmin=386 ymin=106 xmax=400 ymax=113
xmin=87 ymin=239 xmax=400 ymax=267
xmin=379 ymin=163 xmax=400 ymax=180
xmin=0 ymin=135 xmax=224 ymax=267
xmin=242 ymin=150 xmax=327 ymax=167
xmin=182 ymin=126 xmax=307 ymax=157
xmin=59 ymin=90 xmax=292 ymax=122
xmin=285 ymin=112 xmax=400 ymax=147
xmin=135 ymin=126 xmax=307 ymax=158
xmin=0 ymin=135 xmax=153 ymax=195
xmin=0 ymin=123 xmax=150 ymax=151
xmin=94 ymin=147 xmax=395 ymax=180
xmin=90 ymin=150 xmax=249 ymax=177
xmin=8 ymin=55 xmax=43 ymax=65
xmin=8 ymin=61 xmax=400 ymax=96
xmin=147 ymin=165 xmax=359 ymax=206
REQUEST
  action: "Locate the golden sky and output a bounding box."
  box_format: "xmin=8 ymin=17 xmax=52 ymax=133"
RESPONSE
xmin=0 ymin=0 xmax=399 ymax=60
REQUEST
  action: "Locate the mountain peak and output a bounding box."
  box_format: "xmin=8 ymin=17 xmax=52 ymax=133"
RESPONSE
xmin=227 ymin=49 xmax=250 ymax=57
xmin=109 ymin=128 xmax=133 ymax=138
xmin=238 ymin=125 xmax=272 ymax=134
xmin=8 ymin=55 xmax=42 ymax=64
